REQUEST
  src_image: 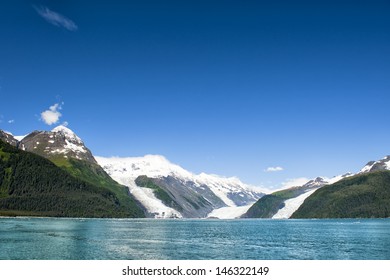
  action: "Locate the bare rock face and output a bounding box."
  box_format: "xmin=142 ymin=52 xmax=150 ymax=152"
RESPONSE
xmin=0 ymin=130 xmax=18 ymax=147
xmin=19 ymin=125 xmax=97 ymax=164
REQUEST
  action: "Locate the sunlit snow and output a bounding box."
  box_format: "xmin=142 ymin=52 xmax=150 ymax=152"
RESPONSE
xmin=49 ymin=126 xmax=87 ymax=156
xmin=207 ymin=205 xmax=253 ymax=219
xmin=126 ymin=181 xmax=182 ymax=218
xmin=95 ymin=155 xmax=264 ymax=218
xmin=14 ymin=135 xmax=27 ymax=141
xmin=272 ymin=189 xmax=317 ymax=219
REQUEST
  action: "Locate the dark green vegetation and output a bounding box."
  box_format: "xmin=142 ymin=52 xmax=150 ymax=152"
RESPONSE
xmin=292 ymin=171 xmax=390 ymax=218
xmin=243 ymin=187 xmax=310 ymax=218
xmin=135 ymin=175 xmax=182 ymax=212
xmin=0 ymin=140 xmax=144 ymax=217
xmin=51 ymin=156 xmax=145 ymax=217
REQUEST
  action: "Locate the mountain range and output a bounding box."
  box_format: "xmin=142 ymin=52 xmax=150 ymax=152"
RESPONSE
xmin=96 ymin=155 xmax=263 ymax=218
xmin=1 ymin=126 xmax=389 ymax=219
xmin=0 ymin=126 xmax=263 ymax=218
xmin=244 ymin=157 xmax=390 ymax=219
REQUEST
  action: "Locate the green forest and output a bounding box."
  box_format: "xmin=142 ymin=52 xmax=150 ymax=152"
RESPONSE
xmin=0 ymin=140 xmax=144 ymax=217
xmin=292 ymin=171 xmax=390 ymax=218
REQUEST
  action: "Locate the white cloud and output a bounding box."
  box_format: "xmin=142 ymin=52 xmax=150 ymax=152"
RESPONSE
xmin=281 ymin=177 xmax=310 ymax=189
xmin=265 ymin=166 xmax=284 ymax=172
xmin=34 ymin=6 xmax=78 ymax=31
xmin=41 ymin=102 xmax=63 ymax=125
xmin=8 ymin=120 xmax=14 ymax=124
xmin=62 ymin=121 xmax=69 ymax=127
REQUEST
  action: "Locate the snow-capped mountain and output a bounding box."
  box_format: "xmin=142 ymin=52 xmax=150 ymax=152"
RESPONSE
xmin=270 ymin=173 xmax=354 ymax=219
xmin=326 ymin=172 xmax=354 ymax=184
xmin=2 ymin=126 xmax=264 ymax=219
xmin=4 ymin=124 xmax=389 ymax=220
xmin=244 ymin=172 xmax=355 ymax=219
xmin=19 ymin=125 xmax=97 ymax=164
xmin=301 ymin=176 xmax=328 ymax=188
xmin=301 ymin=173 xmax=354 ymax=189
xmin=246 ymin=155 xmax=390 ymax=220
xmin=96 ymin=155 xmax=264 ymax=218
xmin=359 ymin=156 xmax=390 ymax=174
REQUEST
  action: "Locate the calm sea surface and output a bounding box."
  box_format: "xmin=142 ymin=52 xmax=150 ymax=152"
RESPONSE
xmin=0 ymin=218 xmax=389 ymax=260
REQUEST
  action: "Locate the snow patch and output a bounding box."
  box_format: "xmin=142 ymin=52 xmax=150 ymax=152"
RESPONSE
xmin=48 ymin=126 xmax=87 ymax=156
xmin=52 ymin=125 xmax=82 ymax=143
xmin=64 ymin=139 xmax=87 ymax=154
xmin=14 ymin=135 xmax=27 ymax=141
xmin=359 ymin=163 xmax=374 ymax=173
xmin=272 ymin=189 xmax=318 ymax=219
xmin=327 ymin=173 xmax=353 ymax=184
xmin=95 ymin=155 xmax=264 ymax=208
xmin=126 ymin=180 xmax=182 ymax=218
xmin=207 ymin=204 xmax=253 ymax=219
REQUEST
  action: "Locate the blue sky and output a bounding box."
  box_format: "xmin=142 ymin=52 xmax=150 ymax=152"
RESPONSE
xmin=1 ymin=0 xmax=389 ymax=189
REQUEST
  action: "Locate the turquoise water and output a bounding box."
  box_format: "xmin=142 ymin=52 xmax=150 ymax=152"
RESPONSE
xmin=0 ymin=218 xmax=389 ymax=260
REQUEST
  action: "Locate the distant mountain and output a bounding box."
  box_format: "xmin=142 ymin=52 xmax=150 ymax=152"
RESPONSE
xmin=3 ymin=124 xmax=389 ymax=219
xmin=96 ymin=155 xmax=264 ymax=218
xmin=0 ymin=139 xmax=143 ymax=217
xmin=244 ymin=154 xmax=390 ymax=219
xmin=292 ymin=171 xmax=390 ymax=218
xmin=242 ymin=176 xmax=328 ymax=218
xmin=243 ymin=173 xmax=357 ymax=219
xmin=0 ymin=126 xmax=145 ymax=218
xmin=359 ymin=156 xmax=390 ymax=174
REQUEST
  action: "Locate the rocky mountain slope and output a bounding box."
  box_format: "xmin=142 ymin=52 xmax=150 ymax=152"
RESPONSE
xmin=358 ymin=156 xmax=390 ymax=174
xmin=19 ymin=125 xmax=97 ymax=164
xmin=0 ymin=130 xmax=18 ymax=147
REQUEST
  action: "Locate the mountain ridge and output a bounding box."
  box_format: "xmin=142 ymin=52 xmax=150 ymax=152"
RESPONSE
xmin=243 ymin=155 xmax=390 ymax=219
xmin=2 ymin=125 xmax=389 ymax=219
xmin=96 ymin=155 xmax=264 ymax=218
xmin=1 ymin=126 xmax=264 ymax=219
xmin=291 ymin=170 xmax=390 ymax=218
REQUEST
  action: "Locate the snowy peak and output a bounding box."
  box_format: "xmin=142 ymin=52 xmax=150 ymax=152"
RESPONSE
xmin=301 ymin=172 xmax=354 ymax=189
xmin=19 ymin=126 xmax=96 ymax=164
xmin=51 ymin=125 xmax=83 ymax=143
xmin=96 ymin=155 xmax=194 ymax=181
xmin=302 ymin=177 xmax=329 ymax=188
xmin=96 ymin=155 xmax=264 ymax=218
xmin=359 ymin=156 xmax=390 ymax=174
xmin=96 ymin=155 xmax=263 ymax=202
